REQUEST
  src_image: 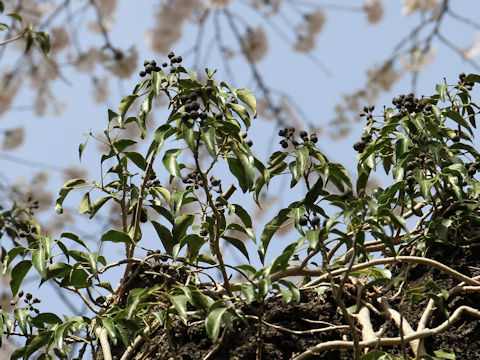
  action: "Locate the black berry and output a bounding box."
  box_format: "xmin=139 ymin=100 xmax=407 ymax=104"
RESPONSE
xmin=299 ymin=216 xmax=308 ymax=226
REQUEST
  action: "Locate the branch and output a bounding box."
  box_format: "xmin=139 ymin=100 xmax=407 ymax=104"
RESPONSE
xmin=293 ymin=305 xmax=480 ymax=360
xmin=378 ymin=297 xmax=422 ymax=357
xmin=95 ymin=327 xmax=112 ymax=360
xmin=302 ymin=255 xmax=480 ymax=289
xmin=245 ymin=315 xmax=349 ymax=335
xmin=352 ymin=307 xmax=375 ymax=354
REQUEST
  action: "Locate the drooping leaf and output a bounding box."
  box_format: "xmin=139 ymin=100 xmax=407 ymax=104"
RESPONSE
xmin=55 ymin=178 xmax=86 ymax=214
xmin=10 ymin=260 xmax=32 ymax=296
xmin=24 ymin=330 xmax=53 ymax=360
xmin=202 ymin=126 xmax=216 ymax=158
xmin=118 ymin=94 xmax=138 ymax=126
xmin=78 ymin=192 xmax=91 ymax=215
xmin=101 ymin=230 xmax=134 ymax=245
xmin=259 ymin=207 xmax=291 ymax=263
xmin=162 ymin=148 xmax=183 ymax=177
xmin=32 ymin=248 xmax=47 ymax=280
xmin=152 ymin=221 xmax=175 ymax=255
xmin=222 ymin=235 xmax=249 ymax=261
xmin=125 ymin=152 xmax=147 ymax=171
xmin=90 ymin=196 xmax=112 ymax=219
xmin=205 ymin=306 xmax=227 ymax=342
xmin=236 ymin=88 xmax=256 ymax=115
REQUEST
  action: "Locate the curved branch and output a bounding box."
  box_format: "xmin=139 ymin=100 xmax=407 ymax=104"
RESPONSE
xmin=293 ymin=305 xmax=480 ymax=360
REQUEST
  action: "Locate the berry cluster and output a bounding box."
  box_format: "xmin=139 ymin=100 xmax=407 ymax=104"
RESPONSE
xmin=139 ymin=59 xmax=161 ymax=77
xmin=180 ymin=89 xmax=208 ymax=128
xmin=404 ymin=152 xmax=439 ymax=194
xmin=182 ymin=171 xmax=223 ymax=193
xmin=299 ymin=214 xmax=320 ymax=228
xmin=391 ymin=93 xmax=425 ymax=114
xmin=465 ymin=161 xmax=480 ymax=177
xmin=11 ymin=291 xmax=41 ymax=314
xmin=278 ymin=127 xmax=318 ymax=148
xmin=458 ymin=72 xmax=475 ymax=91
xmin=139 ymin=51 xmax=183 ymax=77
xmin=182 ymin=170 xmax=205 ymax=190
xmin=353 ymin=132 xmax=372 ymax=153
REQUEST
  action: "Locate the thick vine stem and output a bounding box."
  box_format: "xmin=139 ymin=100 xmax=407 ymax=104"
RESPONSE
xmin=292 ymin=305 xmax=480 ymax=360
xmin=302 ymin=255 xmax=480 ymax=289
xmin=95 ymin=327 xmax=112 ymax=360
xmin=195 ymin=143 xmax=233 ymax=298
xmin=353 ymin=307 xmax=375 ymax=354
xmin=120 ymin=320 xmax=161 ymax=360
xmin=378 ymin=297 xmax=422 ymax=356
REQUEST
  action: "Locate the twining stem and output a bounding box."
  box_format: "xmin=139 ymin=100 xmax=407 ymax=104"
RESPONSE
xmin=195 ymin=134 xmax=233 ymax=298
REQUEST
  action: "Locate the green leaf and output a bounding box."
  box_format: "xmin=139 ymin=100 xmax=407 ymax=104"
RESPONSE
xmin=55 ymin=178 xmax=86 ymax=214
xmin=125 ymin=288 xmax=147 ymax=319
xmin=237 ymin=88 xmax=256 ymax=115
xmin=14 ymin=308 xmax=29 ymax=334
xmin=32 ymin=248 xmax=47 ymax=279
xmin=152 ymin=71 xmax=163 ymax=96
xmin=278 ymin=279 xmax=300 ymax=303
xmin=232 ymin=204 xmax=253 ymax=229
xmin=202 ymin=126 xmax=216 ymax=158
xmin=101 ymin=230 xmax=134 ymax=245
xmin=60 ymin=232 xmax=89 ymax=250
xmin=100 ymin=317 xmax=117 ymax=345
xmin=149 ymin=125 xmax=174 ymax=156
xmin=118 ymin=94 xmax=138 ymax=126
xmin=359 ymin=351 xmax=388 ymax=360
xmin=172 ymin=214 xmax=195 ymax=244
xmin=10 ymin=260 xmax=31 ymax=296
xmin=303 ymin=177 xmax=326 ymax=206
xmin=46 ymin=262 xmax=71 ymax=279
xmin=125 ymin=152 xmax=147 ymax=171
xmin=228 ymin=103 xmax=250 ymax=128
xmin=31 ymin=313 xmax=63 ymax=328
xmin=152 ymin=221 xmax=175 ymax=255
xmin=170 ymin=295 xmax=188 ymax=324
xmin=24 ymin=330 xmax=53 ymax=359
xmin=445 ymin=110 xmax=473 ymax=135
xmin=433 ymin=348 xmax=456 ymax=359
xmin=205 ymin=307 xmax=227 ymax=342
xmin=306 ymin=229 xmax=320 ymax=248
xmin=231 ymin=142 xmax=255 ymax=192
xmin=113 ymin=138 xmax=137 ymax=153
xmin=222 ymin=236 xmax=249 ymax=261
xmin=181 ymin=122 xmax=196 ymax=154
xmin=259 ymin=207 xmax=291 ymax=263
xmin=436 ymin=84 xmax=447 ymax=102
xmin=90 ymin=196 xmax=112 ymax=219
xmin=228 ymin=157 xmax=249 ymax=193
xmin=295 ymin=147 xmax=309 ymax=181
xmin=465 ymin=73 xmax=480 ymax=83
xmin=163 ymin=148 xmax=183 ymax=177
xmin=78 ymin=192 xmax=91 ymax=215
xmin=7 ymin=13 xmax=22 ymax=22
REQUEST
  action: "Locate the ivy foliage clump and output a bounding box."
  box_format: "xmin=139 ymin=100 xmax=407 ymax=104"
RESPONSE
xmin=2 ymin=56 xmax=480 ymax=359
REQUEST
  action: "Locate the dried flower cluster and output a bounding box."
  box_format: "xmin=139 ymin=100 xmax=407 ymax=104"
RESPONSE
xmin=241 ymin=26 xmax=269 ymax=62
xmin=293 ymin=9 xmax=326 ymax=52
xmin=402 ymin=0 xmax=439 ymax=16
xmin=463 ymin=33 xmax=480 ymax=60
xmin=400 ymin=46 xmax=436 ymax=72
xmin=364 ymin=0 xmax=384 ymax=24
xmin=329 ymin=61 xmax=403 ymax=139
xmin=145 ymin=0 xmax=202 ymax=55
xmin=1 ymin=126 xmax=25 ymax=151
